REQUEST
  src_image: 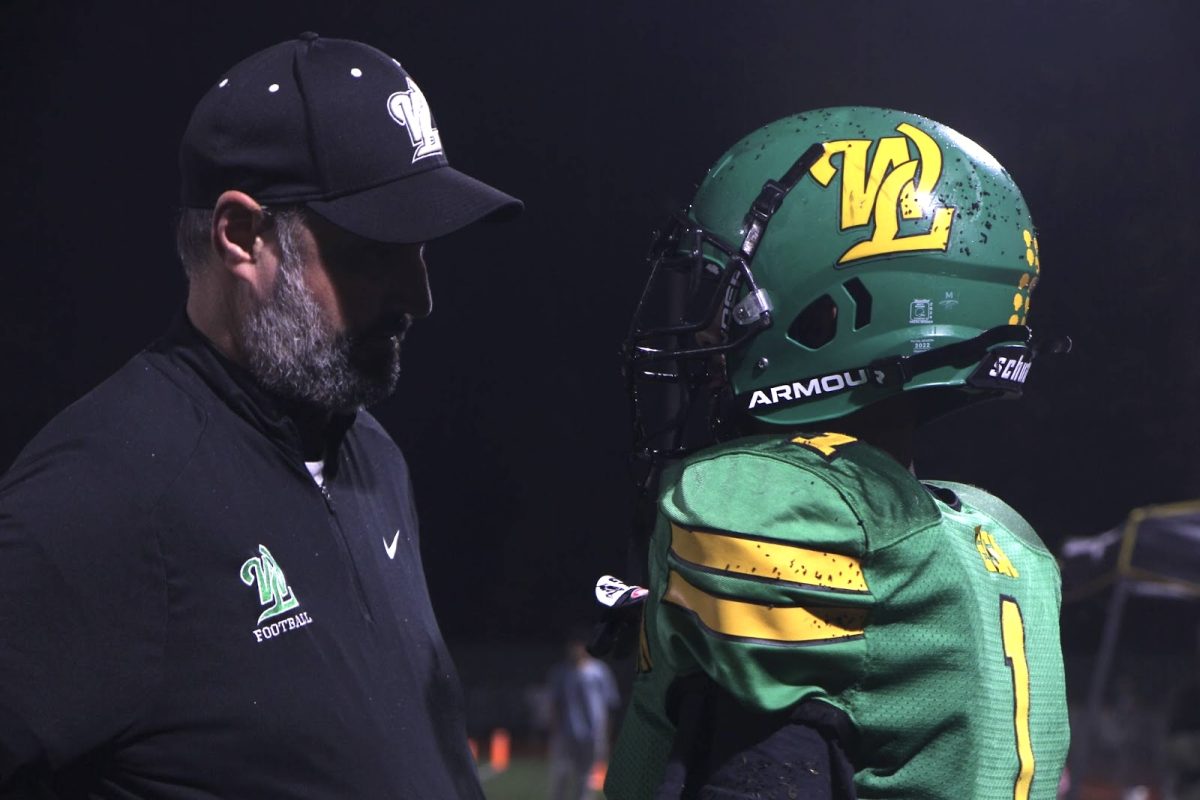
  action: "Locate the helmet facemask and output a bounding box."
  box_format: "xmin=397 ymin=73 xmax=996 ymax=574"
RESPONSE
xmin=624 ymin=145 xmax=827 ymax=482
xmin=623 ymin=215 xmax=762 ymax=476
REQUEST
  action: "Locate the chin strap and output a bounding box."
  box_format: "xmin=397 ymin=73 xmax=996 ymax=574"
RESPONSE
xmin=725 ymin=143 xmax=829 ymax=332
xmin=867 ymin=325 xmax=1032 ymax=387
xmin=871 ymin=325 xmax=1071 ymax=392
xmin=738 ymin=143 xmax=827 ymax=261
xmin=733 ymin=326 xmax=1072 ymax=415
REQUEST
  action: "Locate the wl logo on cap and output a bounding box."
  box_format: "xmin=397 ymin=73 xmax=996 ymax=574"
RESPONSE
xmin=388 ymin=77 xmax=443 ymax=163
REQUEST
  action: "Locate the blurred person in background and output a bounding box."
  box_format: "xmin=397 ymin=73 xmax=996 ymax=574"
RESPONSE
xmin=548 ymin=628 xmax=620 ymax=800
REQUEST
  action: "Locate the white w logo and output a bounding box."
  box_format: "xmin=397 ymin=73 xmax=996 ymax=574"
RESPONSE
xmin=387 ymin=77 xmax=443 ymax=163
xmin=240 ymin=544 xmax=300 ymax=624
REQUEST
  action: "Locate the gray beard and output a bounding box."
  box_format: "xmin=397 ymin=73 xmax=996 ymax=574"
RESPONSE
xmin=239 ymin=247 xmax=401 ymax=414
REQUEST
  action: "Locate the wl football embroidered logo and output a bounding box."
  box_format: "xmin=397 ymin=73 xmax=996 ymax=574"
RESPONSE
xmin=240 ymin=544 xmax=300 ymax=623
xmin=240 ymin=545 xmax=313 ymax=643
xmin=387 ymin=77 xmax=443 ymax=163
xmin=975 ymin=527 xmax=1019 ymax=578
xmin=809 ymin=122 xmax=955 ymax=265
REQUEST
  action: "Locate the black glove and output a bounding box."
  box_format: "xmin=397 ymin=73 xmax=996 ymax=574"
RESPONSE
xmin=587 ymin=575 xmax=647 ymax=659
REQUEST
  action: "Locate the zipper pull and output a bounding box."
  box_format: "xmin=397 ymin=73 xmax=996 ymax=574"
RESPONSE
xmin=319 ymin=482 xmax=334 ymax=510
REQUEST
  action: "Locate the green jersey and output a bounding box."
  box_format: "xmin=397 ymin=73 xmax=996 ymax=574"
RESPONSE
xmin=608 ymin=432 xmax=1069 ymax=800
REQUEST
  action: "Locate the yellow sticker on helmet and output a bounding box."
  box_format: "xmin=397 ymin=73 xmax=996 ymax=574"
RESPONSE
xmin=809 ymin=123 xmax=956 ymax=265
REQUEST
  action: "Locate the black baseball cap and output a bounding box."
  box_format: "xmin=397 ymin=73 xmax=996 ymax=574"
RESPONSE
xmin=179 ymin=33 xmax=522 ymax=243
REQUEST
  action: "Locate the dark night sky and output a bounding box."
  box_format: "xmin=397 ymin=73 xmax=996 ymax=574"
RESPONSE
xmin=2 ymin=0 xmax=1198 ymax=649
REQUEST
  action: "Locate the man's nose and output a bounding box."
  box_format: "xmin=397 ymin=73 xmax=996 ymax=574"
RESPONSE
xmin=387 ymin=245 xmax=432 ymax=319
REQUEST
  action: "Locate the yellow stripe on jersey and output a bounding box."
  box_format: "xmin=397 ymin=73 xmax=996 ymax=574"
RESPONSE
xmin=669 ymin=523 xmax=868 ymax=592
xmin=663 ymin=570 xmax=866 ymax=643
xmin=637 ymin=611 xmax=652 ymax=673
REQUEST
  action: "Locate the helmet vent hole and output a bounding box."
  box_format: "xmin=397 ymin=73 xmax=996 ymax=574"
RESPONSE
xmin=843 ymin=278 xmax=873 ymax=330
xmin=787 ymin=294 xmax=838 ymax=349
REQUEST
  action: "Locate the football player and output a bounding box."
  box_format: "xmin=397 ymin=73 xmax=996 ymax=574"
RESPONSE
xmin=603 ymin=107 xmax=1070 ymax=799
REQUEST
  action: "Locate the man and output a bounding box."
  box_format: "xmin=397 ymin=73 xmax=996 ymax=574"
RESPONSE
xmin=0 ymin=34 xmax=520 ymax=798
xmin=603 ymin=108 xmax=1070 ymax=798
xmin=547 ymin=629 xmax=620 ymax=800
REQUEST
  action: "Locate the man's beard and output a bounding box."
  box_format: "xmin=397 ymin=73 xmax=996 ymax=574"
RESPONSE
xmin=238 ymin=218 xmax=403 ymax=413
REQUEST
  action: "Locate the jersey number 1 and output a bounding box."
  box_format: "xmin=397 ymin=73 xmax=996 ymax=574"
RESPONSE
xmin=1001 ymin=597 xmax=1034 ymax=800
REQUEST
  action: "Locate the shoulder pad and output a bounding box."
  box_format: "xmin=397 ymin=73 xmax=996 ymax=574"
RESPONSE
xmin=925 ymin=480 xmax=1050 ymax=556
xmin=662 ymin=433 xmax=939 ymax=552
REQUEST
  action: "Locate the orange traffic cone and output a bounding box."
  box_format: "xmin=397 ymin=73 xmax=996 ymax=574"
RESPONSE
xmin=589 ymin=761 xmax=607 ymax=791
xmin=490 ymin=729 xmax=511 ymax=772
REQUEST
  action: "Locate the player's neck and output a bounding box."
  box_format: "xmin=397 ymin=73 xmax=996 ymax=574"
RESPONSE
xmin=818 ymin=396 xmax=917 ymax=472
xmin=860 ymin=427 xmax=915 ymax=473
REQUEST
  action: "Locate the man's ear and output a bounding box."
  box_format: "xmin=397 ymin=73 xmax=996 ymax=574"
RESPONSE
xmin=212 ymin=190 xmax=270 ymax=282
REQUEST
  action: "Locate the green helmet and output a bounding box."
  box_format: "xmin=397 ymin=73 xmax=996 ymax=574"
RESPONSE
xmin=625 ymin=107 xmax=1061 ymax=462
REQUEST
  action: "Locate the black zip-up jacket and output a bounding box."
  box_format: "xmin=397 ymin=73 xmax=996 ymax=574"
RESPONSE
xmin=0 ymin=314 xmax=484 ymax=799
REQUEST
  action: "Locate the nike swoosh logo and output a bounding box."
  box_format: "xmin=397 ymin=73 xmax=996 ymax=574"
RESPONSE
xmin=383 ymin=530 xmax=400 ymax=560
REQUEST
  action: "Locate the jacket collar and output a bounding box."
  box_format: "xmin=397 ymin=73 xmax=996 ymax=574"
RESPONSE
xmin=152 ymin=311 xmax=356 ymax=464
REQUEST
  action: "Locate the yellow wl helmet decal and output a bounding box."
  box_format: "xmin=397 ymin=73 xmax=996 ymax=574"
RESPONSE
xmin=809 ymin=122 xmax=956 ymax=265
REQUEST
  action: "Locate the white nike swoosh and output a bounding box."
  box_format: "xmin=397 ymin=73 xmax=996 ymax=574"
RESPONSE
xmin=383 ymin=530 xmax=400 ymax=560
